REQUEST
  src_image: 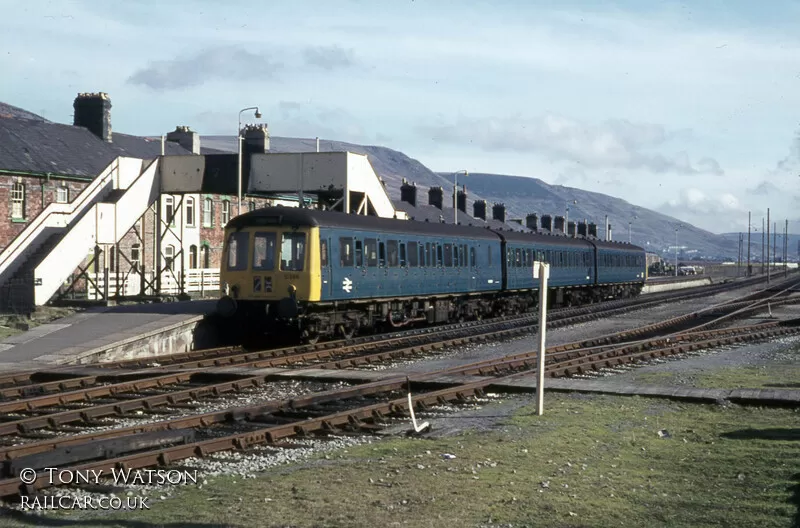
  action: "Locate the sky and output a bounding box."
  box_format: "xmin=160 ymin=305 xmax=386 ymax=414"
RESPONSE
xmin=2 ymin=0 xmax=800 ymax=234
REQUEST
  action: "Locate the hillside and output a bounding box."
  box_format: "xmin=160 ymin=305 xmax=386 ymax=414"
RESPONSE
xmin=200 ymin=135 xmax=739 ymax=259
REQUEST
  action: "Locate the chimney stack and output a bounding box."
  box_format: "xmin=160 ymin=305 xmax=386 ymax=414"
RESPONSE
xmin=541 ymin=214 xmax=552 ymax=232
xmin=492 ymin=203 xmax=506 ymax=223
xmin=588 ymin=222 xmax=598 ymax=238
xmin=567 ymin=221 xmax=576 ymax=237
xmin=456 ymin=186 xmax=467 ymax=213
xmin=473 ymin=200 xmax=487 ymax=220
xmin=166 ymin=126 xmax=200 ymax=154
xmin=400 ymin=179 xmax=418 ymax=207
xmin=525 ymin=213 xmax=538 ymax=231
xmin=73 ymin=92 xmax=112 ymax=142
xmin=243 ymin=123 xmax=270 ymax=153
xmin=577 ymin=221 xmax=587 ymax=237
xmin=554 ymin=215 xmax=565 ymax=234
xmin=607 ymin=224 xmax=613 ymax=241
xmin=428 ymin=186 xmax=444 ymax=209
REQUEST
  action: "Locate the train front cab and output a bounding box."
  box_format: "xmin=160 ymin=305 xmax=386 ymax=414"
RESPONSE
xmin=217 ymin=224 xmax=322 ymax=322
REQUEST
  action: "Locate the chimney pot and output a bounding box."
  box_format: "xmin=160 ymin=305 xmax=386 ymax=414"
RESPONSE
xmin=73 ymin=92 xmax=112 ymax=142
xmin=401 ymin=180 xmax=418 ymax=207
xmin=166 ymin=125 xmax=201 ymax=154
xmin=473 ymin=199 xmax=487 ymax=220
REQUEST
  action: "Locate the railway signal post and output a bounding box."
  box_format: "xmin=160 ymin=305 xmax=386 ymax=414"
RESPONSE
xmin=533 ymin=261 xmax=550 ymax=416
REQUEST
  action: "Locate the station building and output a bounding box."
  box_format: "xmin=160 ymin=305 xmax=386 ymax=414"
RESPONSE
xmin=0 ymin=93 xmax=585 ymax=315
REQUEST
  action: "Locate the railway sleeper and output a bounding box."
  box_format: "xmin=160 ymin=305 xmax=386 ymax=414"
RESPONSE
xmin=2 ymin=429 xmax=196 ymax=477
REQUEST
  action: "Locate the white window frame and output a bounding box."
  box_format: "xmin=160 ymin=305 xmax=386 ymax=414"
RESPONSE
xmin=202 ymin=198 xmax=213 ymax=227
xmin=189 ymin=244 xmax=198 ymax=269
xmin=56 ymin=186 xmax=69 ymax=203
xmin=165 ymin=244 xmax=175 ymax=271
xmin=221 ymin=200 xmax=231 ymax=226
xmin=11 ymin=182 xmax=25 ymax=219
xmin=165 ymin=196 xmax=175 ymax=227
xmin=186 ymin=197 xmax=196 ymax=227
xmin=131 ymin=243 xmax=141 ymax=269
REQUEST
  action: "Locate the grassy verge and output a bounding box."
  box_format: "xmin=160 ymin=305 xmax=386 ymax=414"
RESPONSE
xmin=4 ymin=393 xmax=798 ymax=528
xmin=0 ymin=306 xmax=78 ymax=341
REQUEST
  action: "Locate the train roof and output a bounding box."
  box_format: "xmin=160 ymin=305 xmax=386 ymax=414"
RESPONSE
xmin=227 ymin=206 xmax=502 ymax=241
xmin=497 ymin=229 xmax=596 ymax=249
xmin=592 ymin=239 xmax=646 ymax=253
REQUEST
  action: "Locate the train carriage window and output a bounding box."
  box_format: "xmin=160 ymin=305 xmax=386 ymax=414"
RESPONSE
xmin=444 ymin=243 xmax=453 ymax=267
xmin=515 ymin=248 xmax=522 ymax=268
xmin=399 ymin=243 xmax=407 ymax=267
xmin=378 ymin=242 xmax=386 ymax=267
xmin=408 ymin=242 xmax=418 ymax=267
xmin=454 ymin=245 xmax=459 ymax=267
xmin=320 ymin=240 xmax=329 ymax=267
xmin=355 ymin=240 xmax=363 ymax=267
xmin=458 ymin=245 xmax=464 ymax=267
xmin=470 ymin=247 xmax=476 ymax=267
xmin=365 ymin=238 xmax=377 ymax=267
xmin=226 ymin=232 xmax=249 ymax=271
xmin=425 ymin=243 xmax=431 ymax=267
xmin=280 ymin=232 xmax=306 ymax=272
xmin=252 ymin=232 xmax=276 ymax=271
xmin=419 ymin=243 xmax=425 ymax=267
xmin=436 ymin=244 xmax=443 ymax=266
xmin=339 ymin=237 xmax=354 ymax=267
xmin=526 ymin=249 xmax=532 ymax=267
xmin=387 ymin=240 xmax=399 ymax=267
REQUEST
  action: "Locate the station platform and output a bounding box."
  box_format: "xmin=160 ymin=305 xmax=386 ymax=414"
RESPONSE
xmin=0 ymin=300 xmax=218 ymax=372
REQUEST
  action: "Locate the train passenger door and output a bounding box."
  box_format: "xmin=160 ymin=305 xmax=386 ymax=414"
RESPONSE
xmin=320 ymin=236 xmax=332 ymax=299
xmin=469 ymin=246 xmax=477 ymax=291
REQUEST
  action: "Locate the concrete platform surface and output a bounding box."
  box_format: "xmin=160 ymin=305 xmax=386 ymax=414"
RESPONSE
xmin=0 ymin=300 xmax=217 ymax=372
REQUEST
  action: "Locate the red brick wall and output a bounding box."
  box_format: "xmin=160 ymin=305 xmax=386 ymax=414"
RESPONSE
xmin=199 ymin=195 xmax=273 ymax=268
xmin=0 ymin=174 xmax=89 ymax=251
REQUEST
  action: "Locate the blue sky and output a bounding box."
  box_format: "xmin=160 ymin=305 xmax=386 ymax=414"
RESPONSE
xmin=3 ymin=0 xmax=800 ymax=233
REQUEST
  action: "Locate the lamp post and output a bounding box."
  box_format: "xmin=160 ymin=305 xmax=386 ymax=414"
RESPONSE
xmin=565 ymin=200 xmax=577 ymax=236
xmin=674 ymin=225 xmax=682 ymax=277
xmin=628 ymin=215 xmax=638 ymax=244
xmin=237 ymin=106 xmax=262 ymax=216
xmin=453 ymin=170 xmax=468 ymax=225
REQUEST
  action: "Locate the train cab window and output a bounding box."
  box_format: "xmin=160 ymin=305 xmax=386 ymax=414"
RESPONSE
xmin=436 ymin=244 xmax=443 ymax=267
xmin=252 ymin=232 xmax=276 ymax=271
xmin=365 ymin=238 xmax=377 ymax=267
xmin=339 ymin=237 xmax=354 ymax=267
xmin=280 ymin=232 xmax=306 ymax=272
xmin=444 ymin=243 xmax=453 ymax=267
xmin=355 ymin=240 xmax=364 ymax=267
xmin=399 ymin=243 xmax=407 ymax=267
xmin=387 ymin=240 xmax=399 ymax=267
xmin=226 ymin=231 xmax=249 ymax=271
xmin=470 ymin=247 xmax=476 ymax=267
xmin=378 ymin=242 xmax=386 ymax=267
xmin=408 ymin=242 xmax=418 ymax=267
xmin=320 ymin=240 xmax=329 ymax=267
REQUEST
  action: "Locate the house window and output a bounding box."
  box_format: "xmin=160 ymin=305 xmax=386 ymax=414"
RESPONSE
xmin=165 ymin=196 xmax=175 ymax=226
xmin=200 ymin=244 xmax=210 ymax=268
xmin=56 ymin=187 xmax=69 ymax=203
xmin=11 ymin=182 xmax=25 ymax=219
xmin=165 ymin=245 xmax=175 ymax=271
xmin=186 ymin=197 xmax=195 ymax=227
xmin=203 ymin=198 xmax=213 ymax=227
xmin=221 ymin=200 xmax=231 ymax=226
xmin=131 ymin=243 xmax=141 ymax=269
xmin=189 ymin=245 xmax=198 ymax=269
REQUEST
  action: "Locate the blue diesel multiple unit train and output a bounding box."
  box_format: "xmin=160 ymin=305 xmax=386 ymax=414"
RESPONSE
xmin=218 ymin=206 xmax=647 ymax=342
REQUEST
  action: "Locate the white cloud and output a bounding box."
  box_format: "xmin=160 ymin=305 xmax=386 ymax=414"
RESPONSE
xmin=418 ymin=114 xmax=724 ymax=176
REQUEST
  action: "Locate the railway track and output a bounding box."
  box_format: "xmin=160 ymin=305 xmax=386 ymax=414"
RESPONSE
xmin=0 ymin=275 xmax=797 ymax=501
xmin=1 ymin=278 xmax=798 ymax=500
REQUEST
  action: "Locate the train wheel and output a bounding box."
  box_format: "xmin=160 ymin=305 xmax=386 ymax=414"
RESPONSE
xmin=303 ymin=331 xmax=320 ymax=345
xmin=338 ymin=324 xmax=357 ymax=340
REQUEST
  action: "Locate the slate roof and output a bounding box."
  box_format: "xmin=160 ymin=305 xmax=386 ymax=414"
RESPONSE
xmin=0 ymin=112 xmax=193 ymax=179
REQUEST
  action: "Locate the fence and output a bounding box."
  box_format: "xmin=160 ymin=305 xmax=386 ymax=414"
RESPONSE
xmin=85 ymin=268 xmax=220 ymax=299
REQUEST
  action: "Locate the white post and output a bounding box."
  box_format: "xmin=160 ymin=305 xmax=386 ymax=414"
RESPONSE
xmin=534 ymin=261 xmax=550 ymax=416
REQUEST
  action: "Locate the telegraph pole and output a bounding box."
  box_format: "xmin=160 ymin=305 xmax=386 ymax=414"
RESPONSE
xmin=767 ymin=209 xmax=770 ymax=284
xmin=785 ymin=219 xmax=788 ymax=277
xmin=747 ymin=211 xmax=751 ymax=277
xmin=761 ymin=217 xmax=765 ymax=275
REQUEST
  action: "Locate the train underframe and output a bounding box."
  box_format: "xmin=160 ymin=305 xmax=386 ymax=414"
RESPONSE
xmin=220 ymin=282 xmax=644 ymax=344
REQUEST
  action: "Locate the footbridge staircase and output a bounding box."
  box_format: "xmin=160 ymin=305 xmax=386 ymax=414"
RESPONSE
xmin=0 ymin=157 xmax=160 ymax=313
